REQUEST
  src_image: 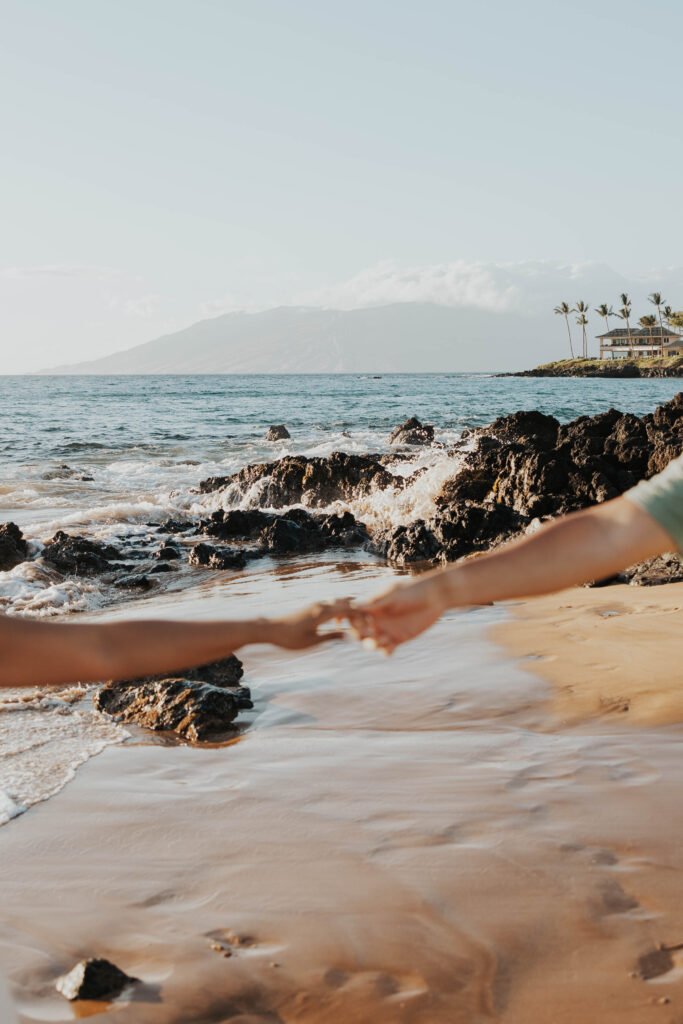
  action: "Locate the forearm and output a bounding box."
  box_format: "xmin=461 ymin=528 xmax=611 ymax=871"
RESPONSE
xmin=0 ymin=616 xmax=267 ymax=689
xmin=435 ymin=497 xmax=674 ymax=609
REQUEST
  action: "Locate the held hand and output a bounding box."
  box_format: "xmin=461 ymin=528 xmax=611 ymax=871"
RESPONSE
xmin=349 ymin=576 xmax=449 ymax=654
xmin=267 ymin=599 xmax=352 ymax=650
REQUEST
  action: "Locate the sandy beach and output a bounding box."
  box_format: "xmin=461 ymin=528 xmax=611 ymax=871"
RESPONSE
xmin=3 ymin=565 xmax=683 ymax=1022
xmin=495 ymin=580 xmax=683 ymax=726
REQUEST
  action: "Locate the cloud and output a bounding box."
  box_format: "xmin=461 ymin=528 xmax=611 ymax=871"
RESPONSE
xmin=123 ymin=293 xmax=161 ymax=317
xmin=293 ymin=259 xmax=683 ymax=317
xmin=0 ymin=264 xmax=121 ymax=281
xmin=197 ymin=295 xmax=265 ymax=319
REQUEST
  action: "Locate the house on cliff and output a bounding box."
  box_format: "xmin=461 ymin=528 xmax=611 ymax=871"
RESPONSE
xmin=597 ymin=326 xmax=682 ymax=359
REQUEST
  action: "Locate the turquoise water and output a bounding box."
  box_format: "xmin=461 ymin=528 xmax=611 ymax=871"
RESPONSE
xmin=1 ymin=373 xmax=680 ymax=466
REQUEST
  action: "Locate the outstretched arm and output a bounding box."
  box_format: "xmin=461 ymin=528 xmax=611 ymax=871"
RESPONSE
xmin=353 ymin=497 xmax=675 ymax=653
xmin=0 ymin=601 xmax=349 ymax=689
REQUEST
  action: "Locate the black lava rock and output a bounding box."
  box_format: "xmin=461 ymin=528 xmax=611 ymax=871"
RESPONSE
xmin=0 ymin=522 xmax=28 ymax=571
xmin=41 ymin=531 xmax=122 ymax=576
xmin=266 ymin=424 xmax=291 ymax=440
xmin=56 ymin=958 xmax=137 ymax=1001
xmin=388 ymin=417 xmax=435 ymax=446
xmin=189 ymin=543 xmax=249 ymax=570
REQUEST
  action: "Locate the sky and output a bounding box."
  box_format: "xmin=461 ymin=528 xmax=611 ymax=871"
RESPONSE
xmin=2 ymin=0 xmax=683 ymax=372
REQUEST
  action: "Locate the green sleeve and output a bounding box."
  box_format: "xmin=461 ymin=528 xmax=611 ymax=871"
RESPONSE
xmin=624 ymin=454 xmax=683 ymax=552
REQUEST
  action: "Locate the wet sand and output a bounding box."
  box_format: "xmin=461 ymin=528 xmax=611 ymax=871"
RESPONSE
xmin=2 ymin=568 xmax=683 ymax=1022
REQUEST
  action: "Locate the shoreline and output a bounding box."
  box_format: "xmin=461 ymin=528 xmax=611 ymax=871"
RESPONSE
xmin=500 ymin=356 xmax=683 ymax=378
xmin=4 ymin=593 xmax=683 ymax=1020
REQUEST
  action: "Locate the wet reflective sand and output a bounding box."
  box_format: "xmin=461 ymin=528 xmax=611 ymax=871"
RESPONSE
xmin=2 ymin=564 xmax=683 ymax=1022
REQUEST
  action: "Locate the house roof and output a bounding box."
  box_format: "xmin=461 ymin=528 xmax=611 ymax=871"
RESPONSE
xmin=596 ymin=327 xmax=680 ymax=340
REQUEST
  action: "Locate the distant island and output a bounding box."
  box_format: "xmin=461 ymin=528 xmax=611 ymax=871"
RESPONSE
xmin=505 ymin=355 xmax=683 ymax=378
xmin=39 ymin=303 xmax=554 ymax=376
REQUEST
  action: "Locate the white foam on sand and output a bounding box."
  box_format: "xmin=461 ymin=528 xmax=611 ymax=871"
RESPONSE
xmin=0 ymin=686 xmax=128 ymax=825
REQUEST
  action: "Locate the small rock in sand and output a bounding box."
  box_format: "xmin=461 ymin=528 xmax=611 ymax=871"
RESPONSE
xmin=56 ymin=958 xmax=137 ymax=1001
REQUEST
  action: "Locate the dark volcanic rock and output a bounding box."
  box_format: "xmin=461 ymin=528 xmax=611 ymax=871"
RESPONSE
xmin=95 ymin=676 xmax=250 ymax=741
xmin=199 ymin=393 xmax=683 ymax=579
xmin=56 ymin=958 xmax=137 ymax=1001
xmin=438 ymin=393 xmax=683 ymax=523
xmin=258 ymin=517 xmax=322 ymax=554
xmin=181 ymin=654 xmax=244 ymax=687
xmin=373 ymin=504 xmax=528 ymax=566
xmin=624 ymin=554 xmax=683 ymax=586
xmin=189 ymin=542 xmax=250 ymax=570
xmin=199 ymin=452 xmax=398 ymax=507
xmin=155 ymin=542 xmax=180 ymax=560
xmin=198 ymin=508 xmax=368 ymax=553
xmin=199 ymin=508 xmax=277 ymax=541
xmin=114 ymin=573 xmax=155 ymax=591
xmin=41 ymin=464 xmax=94 ymax=482
xmin=388 ymin=417 xmax=435 ymax=446
xmin=0 ymin=522 xmax=28 ymax=571
xmin=266 ymin=424 xmax=291 ymax=440
xmin=42 ymin=531 xmax=122 ymax=576
xmin=155 ymin=518 xmax=193 ymax=534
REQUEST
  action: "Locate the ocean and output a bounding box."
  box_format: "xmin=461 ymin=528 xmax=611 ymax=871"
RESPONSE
xmin=1 ymin=372 xmax=681 ymax=827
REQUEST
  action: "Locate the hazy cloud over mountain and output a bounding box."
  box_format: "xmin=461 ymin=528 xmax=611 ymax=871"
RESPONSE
xmin=6 ymin=259 xmax=683 ymax=373
xmin=295 ymin=260 xmax=683 ymax=317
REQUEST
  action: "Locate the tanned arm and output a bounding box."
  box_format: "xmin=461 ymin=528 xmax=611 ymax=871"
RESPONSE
xmin=0 ymin=601 xmax=349 ymax=689
xmin=353 ymin=497 xmax=675 ymax=653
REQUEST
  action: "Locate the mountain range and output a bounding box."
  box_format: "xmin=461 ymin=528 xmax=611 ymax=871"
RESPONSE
xmin=42 ymin=302 xmax=564 ymax=374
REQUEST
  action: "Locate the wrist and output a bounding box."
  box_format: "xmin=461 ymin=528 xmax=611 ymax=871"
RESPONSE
xmin=434 ymin=564 xmax=470 ymax=610
xmin=240 ymin=617 xmax=271 ymax=645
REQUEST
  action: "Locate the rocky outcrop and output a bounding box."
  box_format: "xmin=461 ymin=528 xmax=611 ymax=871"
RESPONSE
xmin=0 ymin=522 xmax=28 ymax=571
xmin=198 ymin=507 xmax=369 ymax=557
xmin=189 ymin=543 xmax=250 ymax=570
xmin=155 ymin=542 xmax=181 ymax=560
xmin=444 ymin=394 xmax=683 ymax=522
xmin=42 ymin=531 xmax=123 ymax=575
xmin=388 ymin=417 xmax=435 ymax=445
xmin=372 ymin=504 xmax=528 ymax=567
xmin=505 ymin=358 xmax=683 ymax=379
xmin=199 ymin=452 xmax=399 ymax=507
xmin=373 ymin=393 xmax=683 ymax=567
xmin=95 ymin=656 xmax=250 ymax=742
xmin=41 ymin=464 xmax=94 ymax=482
xmin=199 ymin=509 xmax=277 ymax=540
xmin=114 ymin=572 xmax=156 ymax=591
xmin=56 ymin=959 xmax=137 ymax=1001
xmin=154 ymin=518 xmax=193 ymax=534
xmin=624 ymin=554 xmax=683 ymax=587
xmin=266 ymin=424 xmax=290 ymax=440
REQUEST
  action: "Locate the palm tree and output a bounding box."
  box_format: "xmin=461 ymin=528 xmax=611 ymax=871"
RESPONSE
xmin=668 ymin=311 xmax=683 ymax=335
xmin=553 ymin=301 xmax=575 ymax=358
xmin=595 ymin=303 xmax=614 ymax=339
xmin=617 ymin=293 xmax=633 ymax=354
xmin=648 ymin=292 xmax=667 ymax=356
xmin=575 ymin=313 xmax=589 ymax=360
xmin=639 ymin=314 xmax=659 ymax=356
xmin=573 ymin=301 xmax=590 ymax=357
